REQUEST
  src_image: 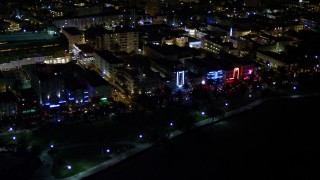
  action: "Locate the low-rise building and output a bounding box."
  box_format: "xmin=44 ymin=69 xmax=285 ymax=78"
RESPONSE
xmin=93 ymin=50 xmax=126 ymax=81
xmin=256 ymin=50 xmax=289 ymax=69
xmin=24 ymin=62 xmax=112 ymax=108
xmin=114 ymin=67 xmax=161 ymax=94
xmin=62 ymin=27 xmax=85 ymax=51
xmin=150 ymin=58 xmax=188 ymax=90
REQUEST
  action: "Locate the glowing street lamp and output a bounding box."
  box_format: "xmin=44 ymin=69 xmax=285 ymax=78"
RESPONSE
xmin=139 ymin=134 xmax=143 ymax=139
xmin=67 ymin=165 xmax=72 ymax=170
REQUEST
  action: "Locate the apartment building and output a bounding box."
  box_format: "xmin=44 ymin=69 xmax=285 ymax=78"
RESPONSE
xmin=97 ymin=28 xmax=139 ymax=54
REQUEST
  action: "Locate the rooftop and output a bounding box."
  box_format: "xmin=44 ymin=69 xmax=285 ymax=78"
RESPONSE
xmin=62 ymin=27 xmax=82 ymax=36
xmin=95 ymin=50 xmax=125 ymax=64
xmin=74 ymin=44 xmax=95 ymax=54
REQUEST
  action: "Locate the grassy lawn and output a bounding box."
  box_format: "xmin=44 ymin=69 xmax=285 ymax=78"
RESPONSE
xmin=0 ymin=130 xmax=33 ymax=144
xmin=107 ymin=143 xmax=135 ymax=154
xmin=30 ymin=121 xmax=110 ymax=148
xmin=51 ymin=142 xmax=135 ymax=178
xmin=192 ymin=111 xmax=208 ymax=122
xmin=51 ymin=144 xmax=110 ymax=178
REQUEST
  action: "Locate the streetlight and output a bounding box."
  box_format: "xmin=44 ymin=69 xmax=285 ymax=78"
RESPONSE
xmin=139 ymin=134 xmax=143 ymax=139
xmin=169 ymin=122 xmax=174 ymax=126
xmin=67 ymin=165 xmax=72 ymax=170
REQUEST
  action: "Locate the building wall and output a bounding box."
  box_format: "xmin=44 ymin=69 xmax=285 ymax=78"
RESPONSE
xmin=0 ymin=100 xmax=17 ymax=117
xmin=0 ymin=30 xmax=59 ymax=42
xmin=0 ymin=56 xmax=69 ymax=71
xmin=175 ymin=36 xmax=188 ymax=47
xmin=62 ymin=29 xmax=85 ymax=50
xmin=65 ymin=4 xmax=103 ymax=17
xmin=93 ymin=54 xmax=109 ymax=78
xmin=256 ymin=51 xmax=287 ymax=68
xmin=93 ymin=52 xmax=125 ymax=81
xmin=101 ymin=31 xmax=139 ymax=53
xmin=52 ymin=15 xmax=124 ymax=30
xmin=202 ymin=38 xmax=223 ymax=54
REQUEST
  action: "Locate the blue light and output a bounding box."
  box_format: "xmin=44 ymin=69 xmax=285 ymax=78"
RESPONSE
xmin=49 ymin=104 xmax=60 ymax=108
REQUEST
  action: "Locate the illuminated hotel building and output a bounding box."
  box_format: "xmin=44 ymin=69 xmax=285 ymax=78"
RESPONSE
xmin=150 ymin=58 xmax=188 ymax=89
xmin=24 ymin=63 xmax=112 ymax=108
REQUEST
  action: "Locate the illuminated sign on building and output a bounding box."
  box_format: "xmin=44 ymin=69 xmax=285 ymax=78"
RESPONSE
xmin=206 ymin=70 xmax=224 ymax=80
xmin=176 ymin=71 xmax=185 ymax=88
xmin=233 ymin=67 xmax=239 ymax=79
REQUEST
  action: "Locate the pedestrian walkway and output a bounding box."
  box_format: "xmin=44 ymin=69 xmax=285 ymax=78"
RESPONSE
xmin=32 ymin=149 xmax=55 ymax=180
